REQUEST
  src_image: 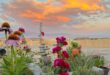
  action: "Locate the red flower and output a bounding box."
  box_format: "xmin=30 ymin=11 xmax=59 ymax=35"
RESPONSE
xmin=52 ymin=46 xmax=61 ymax=53
xmin=54 ymin=58 xmax=64 ymax=68
xmin=41 ymin=32 xmax=45 ymax=36
xmin=62 ymin=51 xmax=69 ymax=59
xmin=54 ymin=58 xmax=70 ymax=69
xmin=64 ymin=61 xmax=70 ymax=69
xmin=60 ymin=72 xmax=69 ymax=75
xmin=63 ymin=41 xmax=68 ymax=45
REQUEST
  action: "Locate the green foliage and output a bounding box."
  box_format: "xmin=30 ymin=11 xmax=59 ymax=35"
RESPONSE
xmin=1 ymin=46 xmax=33 ymax=75
xmin=69 ymin=40 xmax=80 ymax=49
xmin=67 ymin=40 xmax=102 ymax=75
xmin=93 ymin=56 xmax=104 ymax=67
xmin=38 ymin=58 xmax=54 ymax=75
xmin=68 ymin=54 xmax=93 ymax=70
xmin=68 ymin=54 xmax=100 ymax=75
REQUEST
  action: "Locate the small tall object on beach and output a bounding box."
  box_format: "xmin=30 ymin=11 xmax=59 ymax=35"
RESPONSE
xmin=39 ymin=22 xmax=49 ymax=53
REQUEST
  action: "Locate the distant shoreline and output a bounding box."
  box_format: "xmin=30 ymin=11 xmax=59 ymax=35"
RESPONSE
xmin=0 ymin=38 xmax=110 ymax=48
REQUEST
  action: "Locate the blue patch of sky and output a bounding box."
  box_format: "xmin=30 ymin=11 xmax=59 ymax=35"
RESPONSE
xmin=8 ymin=16 xmax=16 ymax=22
xmin=0 ymin=33 xmax=5 ymax=38
xmin=0 ymin=0 xmax=11 ymax=3
xmin=0 ymin=18 xmax=4 ymax=22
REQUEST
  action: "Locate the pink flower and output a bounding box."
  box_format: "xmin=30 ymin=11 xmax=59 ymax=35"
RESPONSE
xmin=61 ymin=36 xmax=66 ymax=42
xmin=23 ymin=45 xmax=29 ymax=49
xmin=20 ymin=39 xmax=26 ymax=44
xmin=54 ymin=58 xmax=65 ymax=68
xmin=52 ymin=46 xmax=61 ymax=53
xmin=5 ymin=34 xmax=20 ymax=46
xmin=19 ymin=27 xmax=25 ymax=33
xmin=60 ymin=72 xmax=69 ymax=75
xmin=54 ymin=58 xmax=70 ymax=69
xmin=56 ymin=37 xmax=61 ymax=43
xmin=56 ymin=36 xmax=66 ymax=43
xmin=5 ymin=40 xmax=19 ymax=46
xmin=62 ymin=51 xmax=69 ymax=59
xmin=56 ymin=36 xmax=68 ymax=46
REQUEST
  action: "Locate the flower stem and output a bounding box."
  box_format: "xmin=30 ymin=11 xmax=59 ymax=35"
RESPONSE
xmin=5 ymin=31 xmax=8 ymax=40
xmin=11 ymin=46 xmax=15 ymax=75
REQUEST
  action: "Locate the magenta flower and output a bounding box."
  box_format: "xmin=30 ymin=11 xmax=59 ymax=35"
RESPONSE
xmin=54 ymin=58 xmax=65 ymax=68
xmin=60 ymin=72 xmax=69 ymax=75
xmin=54 ymin=58 xmax=70 ymax=69
xmin=19 ymin=27 xmax=25 ymax=33
xmin=53 ymin=36 xmax=70 ymax=75
xmin=56 ymin=36 xmax=68 ymax=46
xmin=52 ymin=46 xmax=62 ymax=53
xmin=56 ymin=37 xmax=61 ymax=43
xmin=62 ymin=51 xmax=69 ymax=59
xmin=61 ymin=36 xmax=66 ymax=42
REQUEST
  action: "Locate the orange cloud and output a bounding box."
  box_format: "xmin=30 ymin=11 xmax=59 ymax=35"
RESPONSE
xmin=54 ymin=16 xmax=71 ymax=22
xmin=63 ymin=0 xmax=105 ymax=11
xmin=41 ymin=0 xmax=105 ymax=15
xmin=19 ymin=0 xmax=105 ymax=25
xmin=20 ymin=10 xmax=47 ymax=21
xmin=20 ymin=10 xmax=70 ymax=25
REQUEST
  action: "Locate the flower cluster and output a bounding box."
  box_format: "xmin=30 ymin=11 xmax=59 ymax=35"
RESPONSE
xmin=62 ymin=51 xmax=69 ymax=59
xmin=8 ymin=34 xmax=20 ymax=40
xmin=52 ymin=46 xmax=62 ymax=53
xmin=56 ymin=36 xmax=68 ymax=46
xmin=13 ymin=31 xmax=23 ymax=36
xmin=60 ymin=72 xmax=69 ymax=75
xmin=52 ymin=36 xmax=70 ymax=75
xmin=54 ymin=58 xmax=70 ymax=69
xmin=5 ymin=27 xmax=26 ymax=46
xmin=5 ymin=34 xmax=20 ymax=46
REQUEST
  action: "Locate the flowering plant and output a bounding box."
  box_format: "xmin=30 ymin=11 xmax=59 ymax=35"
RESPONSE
xmin=2 ymin=26 xmax=33 ymax=75
xmin=0 ymin=22 xmax=12 ymax=39
xmin=56 ymin=36 xmax=68 ymax=46
xmin=52 ymin=36 xmax=70 ymax=75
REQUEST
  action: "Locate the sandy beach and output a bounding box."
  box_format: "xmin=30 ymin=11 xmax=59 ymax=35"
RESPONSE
xmin=0 ymin=38 xmax=110 ymax=74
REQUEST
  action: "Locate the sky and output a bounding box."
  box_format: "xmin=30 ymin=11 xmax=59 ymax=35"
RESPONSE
xmin=0 ymin=0 xmax=110 ymax=38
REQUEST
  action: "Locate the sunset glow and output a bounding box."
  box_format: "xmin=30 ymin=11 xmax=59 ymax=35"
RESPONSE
xmin=0 ymin=0 xmax=110 ymax=38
